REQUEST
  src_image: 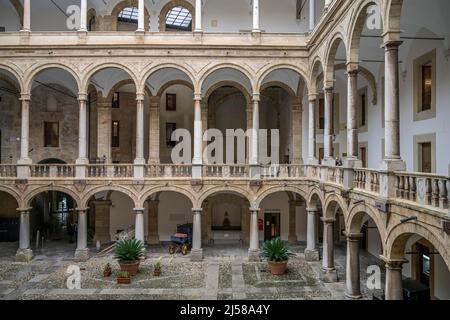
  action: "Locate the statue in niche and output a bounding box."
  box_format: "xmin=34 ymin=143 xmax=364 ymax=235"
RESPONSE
xmin=222 ymin=211 xmax=231 ymax=228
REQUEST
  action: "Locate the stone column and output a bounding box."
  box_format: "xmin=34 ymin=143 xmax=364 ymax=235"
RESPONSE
xmin=79 ymin=0 xmax=87 ymax=32
xmin=291 ymin=98 xmax=303 ymax=164
xmin=345 ymin=232 xmax=363 ymax=299
xmin=246 ymin=103 xmax=253 ymax=164
xmin=147 ymin=200 xmax=160 ymax=244
xmin=21 ymin=0 xmax=31 ymax=32
xmin=347 ymin=68 xmax=359 ymax=160
xmin=309 ymin=0 xmax=316 ymax=31
xmin=192 ymin=94 xmax=203 ymax=178
xmin=17 ymin=94 xmax=31 ymax=179
xmin=308 ymin=94 xmax=318 ymax=164
xmin=16 ymin=208 xmax=33 ymax=262
xmin=250 ymin=94 xmax=260 ymax=178
xmin=201 ymin=201 xmax=211 ymax=244
xmin=288 ymin=201 xmax=298 ymax=244
xmin=134 ymin=208 xmax=145 ymax=244
xmin=76 ymin=94 xmax=88 ymax=179
xmin=248 ymin=208 xmax=260 ymax=261
xmin=134 ymin=93 xmax=145 ymax=179
xmin=323 ymin=87 xmax=334 ymax=165
xmin=137 ymin=0 xmax=145 ymax=32
xmin=321 ymin=217 xmax=338 ymax=282
xmin=93 ymin=200 xmax=111 ymax=244
xmin=191 ymin=209 xmax=203 ymax=261
xmin=305 ymin=208 xmax=319 ymax=261
xmin=195 ymin=0 xmax=202 ymax=32
xmin=252 ymin=0 xmax=260 ymax=33
xmin=201 ymin=101 xmax=208 ymax=154
xmin=241 ymin=204 xmax=250 ymax=245
xmin=148 ymin=97 xmax=160 ymax=164
xmin=75 ymin=209 xmax=89 ymax=261
xmin=97 ymin=98 xmax=112 ymax=162
xmin=384 ymin=258 xmax=408 ymax=300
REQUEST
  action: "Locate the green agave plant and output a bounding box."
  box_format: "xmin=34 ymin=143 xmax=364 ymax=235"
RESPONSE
xmin=113 ymin=239 xmax=145 ymax=264
xmin=261 ymin=237 xmax=294 ymax=262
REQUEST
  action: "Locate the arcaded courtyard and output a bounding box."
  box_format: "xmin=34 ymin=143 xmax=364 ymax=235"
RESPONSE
xmin=0 ymin=243 xmax=385 ymax=300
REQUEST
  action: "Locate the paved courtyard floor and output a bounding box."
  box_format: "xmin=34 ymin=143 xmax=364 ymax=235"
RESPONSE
xmin=0 ymin=242 xmax=385 ymax=300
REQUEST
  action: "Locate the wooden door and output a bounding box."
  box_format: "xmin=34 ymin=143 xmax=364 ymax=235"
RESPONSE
xmin=420 ymin=142 xmax=432 ymax=173
xmin=360 ymin=147 xmax=367 ymax=168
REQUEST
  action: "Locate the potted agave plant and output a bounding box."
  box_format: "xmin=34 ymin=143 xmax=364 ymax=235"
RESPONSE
xmin=153 ymin=262 xmax=162 ymax=277
xmin=113 ymin=239 xmax=145 ymax=276
xmin=261 ymin=237 xmax=294 ymax=275
xmin=116 ymin=271 xmax=131 ymax=284
xmin=103 ymin=263 xmax=112 ymax=277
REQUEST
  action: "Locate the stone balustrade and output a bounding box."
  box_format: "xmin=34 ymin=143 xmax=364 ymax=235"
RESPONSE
xmin=0 ymin=165 xmax=17 ymax=178
xmin=354 ymin=169 xmax=380 ymax=193
xmin=29 ymin=164 xmax=75 ymax=178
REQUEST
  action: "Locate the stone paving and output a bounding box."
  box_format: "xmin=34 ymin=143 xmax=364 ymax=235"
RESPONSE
xmin=0 ymin=242 xmax=385 ymax=300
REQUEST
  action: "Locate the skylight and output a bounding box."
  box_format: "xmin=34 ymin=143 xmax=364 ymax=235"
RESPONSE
xmin=118 ymin=7 xmax=139 ymax=23
xmin=166 ymin=6 xmax=192 ymax=29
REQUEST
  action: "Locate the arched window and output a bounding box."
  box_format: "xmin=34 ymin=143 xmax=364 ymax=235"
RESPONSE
xmin=165 ymin=6 xmax=192 ymax=31
xmin=118 ymin=7 xmax=139 ymax=24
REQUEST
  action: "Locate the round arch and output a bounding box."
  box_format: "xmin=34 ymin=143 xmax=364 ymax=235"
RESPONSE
xmin=198 ymin=64 xmax=256 ymax=95
xmin=386 ymin=222 xmax=450 ymax=271
xmin=24 ymin=186 xmax=81 ymax=209
xmin=260 ymin=81 xmax=298 ymax=99
xmin=156 ymin=79 xmax=194 ymax=97
xmin=0 ymin=186 xmax=21 ymax=208
xmin=82 ymin=63 xmax=139 ymax=95
xmin=111 ymin=0 xmax=150 ymax=31
xmin=309 ymin=56 xmax=324 ymax=94
xmin=324 ymin=32 xmax=347 ymax=86
xmin=140 ymin=64 xmax=196 ymax=95
xmin=24 ymin=64 xmax=81 ymax=95
xmin=159 ymin=0 xmax=195 ymax=32
xmin=140 ymin=186 xmax=195 ymax=208
xmin=81 ymin=185 xmax=139 ymax=209
xmin=105 ymin=79 xmax=151 ymax=102
xmin=323 ymin=193 xmax=348 ymax=220
xmin=204 ymin=80 xmax=252 ymax=105
xmin=256 ymin=64 xmax=309 ymax=95
xmin=346 ymin=203 xmax=386 ymax=245
xmin=0 ymin=64 xmax=23 ymax=92
xmin=254 ymin=185 xmax=308 ymax=209
xmin=307 ymin=188 xmax=325 ymax=210
xmin=196 ymin=186 xmax=253 ymax=209
xmin=383 ymin=0 xmax=403 ymax=35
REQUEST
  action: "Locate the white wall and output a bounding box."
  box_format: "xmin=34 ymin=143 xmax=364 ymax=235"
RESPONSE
xmin=157 ymin=192 xmax=193 ymax=241
xmin=109 ymin=191 xmax=138 ymax=240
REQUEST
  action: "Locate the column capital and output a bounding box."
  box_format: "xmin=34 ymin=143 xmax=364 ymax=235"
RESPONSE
xmin=324 ymin=86 xmax=334 ymax=94
xmin=380 ymin=256 xmax=409 ymax=269
xmin=344 ymin=231 xmax=363 ymax=241
xmin=252 ymin=93 xmax=261 ymax=102
xmin=75 ymin=208 xmax=89 ymax=213
xmin=382 ymin=40 xmax=403 ymax=50
xmin=136 ymin=93 xmax=145 ymax=101
xmin=20 ymin=93 xmax=31 ymax=101
xmin=192 ymin=208 xmax=203 ymax=214
xmin=347 ymin=69 xmax=359 ymax=77
xmin=16 ymin=207 xmax=32 ymax=214
xmin=306 ymin=207 xmax=318 ymax=214
xmin=321 ymin=217 xmax=336 ymax=224
xmin=133 ymin=208 xmax=145 ymax=213
xmin=346 ymin=62 xmax=359 ymax=73
xmin=194 ymin=93 xmax=202 ymax=101
xmin=78 ymin=93 xmax=88 ymax=102
xmin=250 ymin=207 xmax=260 ymax=213
xmin=308 ymin=93 xmax=317 ymax=102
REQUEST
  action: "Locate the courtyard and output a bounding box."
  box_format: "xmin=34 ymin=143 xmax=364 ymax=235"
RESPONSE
xmin=0 ymin=242 xmax=385 ymax=300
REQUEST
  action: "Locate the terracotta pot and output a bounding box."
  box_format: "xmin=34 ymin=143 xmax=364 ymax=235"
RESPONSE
xmin=103 ymin=271 xmax=112 ymax=277
xmin=119 ymin=261 xmax=140 ymax=276
xmin=117 ymin=277 xmax=131 ymax=284
xmin=268 ymin=261 xmax=288 ymax=275
xmin=153 ymin=269 xmax=161 ymax=277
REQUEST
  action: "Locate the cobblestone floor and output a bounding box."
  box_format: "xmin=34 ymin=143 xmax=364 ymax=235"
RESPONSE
xmin=0 ymin=242 xmax=385 ymax=300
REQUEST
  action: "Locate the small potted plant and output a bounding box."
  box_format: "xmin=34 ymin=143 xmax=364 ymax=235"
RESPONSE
xmin=261 ymin=237 xmax=294 ymax=275
xmin=116 ymin=271 xmax=131 ymax=284
xmin=153 ymin=262 xmax=162 ymax=277
xmin=103 ymin=263 xmax=112 ymax=277
xmin=113 ymin=239 xmax=145 ymax=276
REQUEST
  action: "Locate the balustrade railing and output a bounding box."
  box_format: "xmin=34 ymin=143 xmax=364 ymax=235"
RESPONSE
xmin=145 ymin=164 xmax=192 ymax=178
xmin=327 ymin=166 xmax=344 ymax=185
xmin=30 ymin=165 xmax=75 ymax=178
xmin=0 ymin=165 xmax=17 ymax=178
xmin=204 ymin=165 xmax=249 ymax=178
xmin=87 ymin=164 xmax=133 ymax=178
xmin=354 ymin=169 xmax=380 ymax=193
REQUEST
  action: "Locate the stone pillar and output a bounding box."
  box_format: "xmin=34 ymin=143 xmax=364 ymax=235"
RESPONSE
xmin=288 ymin=201 xmax=298 ymax=244
xmin=195 ymin=0 xmax=202 ymax=32
xmin=309 ymin=0 xmax=316 ymax=31
xmin=308 ymin=94 xmax=318 ymax=164
xmin=79 ymin=0 xmax=87 ymax=32
xmin=191 ymin=209 xmax=203 ymax=261
xmin=75 ymin=209 xmax=89 ymax=261
xmin=201 ymin=201 xmax=211 ymax=244
xmin=252 ymin=0 xmax=260 ymax=33
xmin=147 ymin=200 xmax=159 ymax=244
xmin=323 ymin=87 xmax=334 ymax=165
xmin=201 ymin=102 xmax=208 ymax=153
xmin=241 ymin=204 xmax=250 ymax=245
xmin=246 ymin=103 xmax=253 ymax=164
xmin=97 ymin=98 xmax=112 ymax=162
xmin=248 ymin=208 xmax=260 ymax=261
xmin=291 ymin=98 xmax=303 ymax=164
xmin=345 ymin=232 xmax=363 ymax=299
xmin=21 ymin=0 xmax=31 ymax=32
xmin=16 ymin=208 xmax=33 ymax=262
xmin=347 ymin=68 xmax=359 ymax=160
xmin=148 ymin=97 xmax=160 ymax=164
xmin=134 ymin=93 xmax=145 ymax=179
xmin=250 ymin=94 xmax=260 ymax=178
xmin=76 ymin=94 xmax=88 ymax=179
xmin=134 ymin=208 xmax=145 ymax=244
xmin=321 ymin=217 xmax=338 ymax=282
xmin=384 ymin=258 xmax=408 ymax=300
xmin=137 ymin=0 xmax=145 ymax=32
xmin=192 ymin=94 xmax=203 ymax=179
xmin=93 ymin=200 xmax=111 ymax=244
xmin=304 ymin=208 xmax=319 ymax=261
xmin=17 ymin=94 xmax=31 ymax=179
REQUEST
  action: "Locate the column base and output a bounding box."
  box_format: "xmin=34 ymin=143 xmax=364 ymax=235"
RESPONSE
xmin=343 ymin=158 xmax=362 ymax=168
xmin=288 ymin=235 xmax=298 ymax=245
xmin=248 ymin=249 xmax=260 ymax=261
xmin=192 ymin=164 xmax=202 ymax=179
xmin=16 ymin=248 xmax=33 ymax=262
xmin=380 ymin=159 xmax=406 ymax=171
xmin=191 ymin=249 xmax=203 ymax=262
xmin=344 ymin=292 xmax=362 ymax=300
xmin=249 ymin=165 xmax=260 ymax=179
xmin=304 ymin=249 xmax=319 ymax=261
xmin=74 ymin=248 xmax=90 ymax=261
xmin=321 ymin=268 xmax=339 ymax=283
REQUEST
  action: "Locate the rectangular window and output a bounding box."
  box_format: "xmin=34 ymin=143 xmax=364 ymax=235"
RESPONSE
xmin=44 ymin=122 xmax=59 ymax=147
xmin=360 ymin=147 xmax=367 ymax=168
xmin=421 ymin=63 xmax=432 ymax=111
xmin=112 ymin=92 xmax=120 ymax=109
xmin=319 ymin=98 xmax=325 ymax=130
xmin=361 ymin=93 xmax=366 ymax=127
xmin=166 ymin=93 xmax=177 ymax=111
xmin=112 ymin=121 xmax=120 ymax=148
xmin=419 ymin=142 xmax=432 ymax=173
